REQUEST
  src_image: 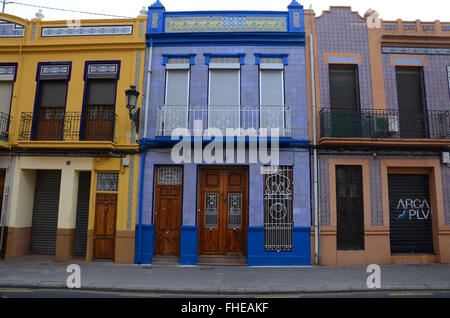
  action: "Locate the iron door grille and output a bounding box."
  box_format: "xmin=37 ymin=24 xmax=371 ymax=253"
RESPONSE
xmin=388 ymin=174 xmax=434 ymax=254
xmin=29 ymin=170 xmax=62 ymax=255
xmin=74 ymin=172 xmax=91 ymax=257
xmin=264 ymin=166 xmax=293 ymax=252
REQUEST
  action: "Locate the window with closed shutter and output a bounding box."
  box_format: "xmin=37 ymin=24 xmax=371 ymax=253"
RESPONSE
xmin=208 ymin=69 xmax=240 ymax=133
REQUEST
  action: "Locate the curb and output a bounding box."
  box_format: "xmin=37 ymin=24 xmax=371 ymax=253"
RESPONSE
xmin=1 ymin=283 xmax=450 ymax=296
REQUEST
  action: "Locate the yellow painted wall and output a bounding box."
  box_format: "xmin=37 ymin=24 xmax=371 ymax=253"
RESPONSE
xmin=0 ymin=13 xmax=147 ymax=149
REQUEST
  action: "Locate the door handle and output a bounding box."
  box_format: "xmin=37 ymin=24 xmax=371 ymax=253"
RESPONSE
xmin=104 ymin=206 xmax=108 ymax=212
xmin=223 ymin=194 xmax=227 ymax=203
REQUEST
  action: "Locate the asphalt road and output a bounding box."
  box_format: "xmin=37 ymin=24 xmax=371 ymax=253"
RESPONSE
xmin=0 ymin=288 xmax=449 ymax=298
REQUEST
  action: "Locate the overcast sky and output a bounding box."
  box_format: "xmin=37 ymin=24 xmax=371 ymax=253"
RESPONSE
xmin=2 ymin=0 xmax=449 ymax=22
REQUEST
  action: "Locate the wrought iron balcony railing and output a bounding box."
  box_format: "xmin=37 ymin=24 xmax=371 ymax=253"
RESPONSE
xmin=156 ymin=105 xmax=292 ymax=138
xmin=0 ymin=112 xmax=10 ymax=141
xmin=18 ymin=109 xmax=117 ymax=142
xmin=320 ymin=108 xmax=449 ymax=140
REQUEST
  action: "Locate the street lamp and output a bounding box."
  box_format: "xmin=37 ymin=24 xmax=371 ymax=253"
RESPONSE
xmin=125 ymin=85 xmax=140 ymax=133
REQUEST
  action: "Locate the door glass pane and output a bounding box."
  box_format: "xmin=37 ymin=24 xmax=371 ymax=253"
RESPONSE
xmin=228 ymin=193 xmax=242 ymax=229
xmin=96 ymin=173 xmax=118 ymax=192
xmin=205 ymin=193 xmax=219 ymax=228
xmin=157 ymin=167 xmax=182 ymax=185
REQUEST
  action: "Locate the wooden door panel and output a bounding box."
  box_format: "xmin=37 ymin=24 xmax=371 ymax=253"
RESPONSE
xmin=94 ymin=193 xmax=117 ymax=259
xmin=154 ymin=168 xmax=183 ymax=256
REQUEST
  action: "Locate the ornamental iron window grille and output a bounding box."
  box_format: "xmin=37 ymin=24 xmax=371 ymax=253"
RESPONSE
xmin=167 ymin=58 xmax=190 ymax=64
xmin=157 ymin=166 xmax=182 ymax=185
xmin=228 ymin=193 xmax=242 ymax=229
xmin=264 ymin=166 xmax=293 ymax=252
xmin=205 ymin=193 xmax=219 ymax=228
xmin=96 ymin=172 xmax=118 ymax=192
xmin=260 ymin=57 xmax=283 ymax=64
xmin=210 ymin=57 xmax=240 ymax=64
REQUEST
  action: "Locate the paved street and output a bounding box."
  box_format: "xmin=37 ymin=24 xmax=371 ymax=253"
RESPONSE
xmin=0 ymin=260 xmax=449 ymax=296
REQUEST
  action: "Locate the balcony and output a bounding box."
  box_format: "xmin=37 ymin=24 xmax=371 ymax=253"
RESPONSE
xmin=156 ymin=105 xmax=292 ymax=138
xmin=320 ymin=108 xmax=449 ymax=141
xmin=18 ymin=108 xmax=117 ymax=143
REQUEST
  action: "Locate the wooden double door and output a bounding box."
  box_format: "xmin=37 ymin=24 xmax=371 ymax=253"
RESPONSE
xmin=198 ymin=167 xmax=248 ymax=256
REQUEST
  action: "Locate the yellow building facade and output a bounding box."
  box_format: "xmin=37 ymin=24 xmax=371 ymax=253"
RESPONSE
xmin=0 ymin=13 xmax=146 ymax=264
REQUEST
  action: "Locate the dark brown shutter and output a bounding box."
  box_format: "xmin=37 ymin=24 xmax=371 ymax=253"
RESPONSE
xmin=86 ymin=79 xmax=116 ymax=106
xmin=329 ymin=65 xmax=359 ymax=111
xmin=388 ymin=174 xmax=433 ymax=254
xmin=39 ymin=80 xmax=68 ymax=108
xmin=395 ymin=67 xmax=427 ymax=138
xmin=74 ymin=172 xmax=91 ymax=257
xmin=336 ymin=165 xmax=365 ymax=250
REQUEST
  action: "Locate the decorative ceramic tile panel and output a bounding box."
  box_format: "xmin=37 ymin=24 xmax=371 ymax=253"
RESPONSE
xmin=0 ymin=66 xmax=15 ymax=75
xmin=88 ymin=64 xmax=118 ymax=75
xmin=41 ymin=25 xmax=133 ymax=37
xmin=165 ymin=16 xmax=287 ymax=33
xmin=382 ymin=47 xmax=450 ymax=55
xmin=0 ymin=20 xmax=25 ymax=38
xmin=40 ymin=65 xmax=70 ymax=76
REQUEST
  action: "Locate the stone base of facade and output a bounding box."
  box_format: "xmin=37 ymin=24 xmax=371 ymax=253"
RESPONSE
xmin=55 ymin=229 xmax=75 ymax=262
xmin=115 ymin=231 xmax=136 ymax=264
xmin=4 ymin=227 xmax=31 ymax=260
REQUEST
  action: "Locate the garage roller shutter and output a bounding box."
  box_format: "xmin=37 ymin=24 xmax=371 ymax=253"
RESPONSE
xmin=29 ymin=170 xmax=61 ymax=255
xmin=388 ymin=174 xmax=433 ymax=254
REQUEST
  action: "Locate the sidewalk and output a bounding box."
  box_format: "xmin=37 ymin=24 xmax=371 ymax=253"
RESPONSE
xmin=0 ymin=260 xmax=449 ymax=294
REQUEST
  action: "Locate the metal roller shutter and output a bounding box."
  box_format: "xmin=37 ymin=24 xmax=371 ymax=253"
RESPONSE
xmin=30 ymin=170 xmax=61 ymax=255
xmin=388 ymin=174 xmax=434 ymax=254
xmin=74 ymin=172 xmax=91 ymax=257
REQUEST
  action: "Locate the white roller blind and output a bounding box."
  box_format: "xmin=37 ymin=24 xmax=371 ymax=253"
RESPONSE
xmin=260 ymin=69 xmax=284 ymax=106
xmin=209 ymin=69 xmax=240 ymax=106
xmin=0 ymin=81 xmax=13 ymax=114
xmin=260 ymin=69 xmax=285 ymax=135
xmin=165 ymin=69 xmax=189 ymax=106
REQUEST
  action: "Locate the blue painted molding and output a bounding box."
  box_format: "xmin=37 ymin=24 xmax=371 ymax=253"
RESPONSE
xmin=139 ymin=137 xmax=310 ymax=150
xmin=204 ymin=53 xmax=245 ymax=65
xmin=80 ymin=60 xmax=120 ymax=141
xmin=134 ymin=224 xmax=155 ymax=264
xmin=146 ymin=32 xmax=305 ymax=47
xmin=247 ymin=226 xmax=311 ymax=266
xmin=162 ymin=53 xmax=196 ymax=65
xmin=31 ymin=61 xmax=72 ymax=141
xmin=180 ymin=226 xmax=198 ymax=265
xmin=254 ymin=53 xmax=289 ymax=65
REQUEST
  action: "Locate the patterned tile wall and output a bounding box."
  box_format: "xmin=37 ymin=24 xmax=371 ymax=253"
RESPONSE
xmin=383 ymin=54 xmax=450 ymax=111
xmin=315 ymin=7 xmax=374 ymax=110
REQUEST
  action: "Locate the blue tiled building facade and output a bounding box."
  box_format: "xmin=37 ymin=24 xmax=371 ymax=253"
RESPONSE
xmin=135 ymin=1 xmax=311 ymax=266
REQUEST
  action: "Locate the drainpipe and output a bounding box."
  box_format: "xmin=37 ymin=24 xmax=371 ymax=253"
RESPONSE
xmin=137 ymin=149 xmax=146 ymax=264
xmin=143 ymin=42 xmax=153 ymax=139
xmin=136 ymin=41 xmax=153 ymax=264
xmin=310 ymin=31 xmax=320 ymax=265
